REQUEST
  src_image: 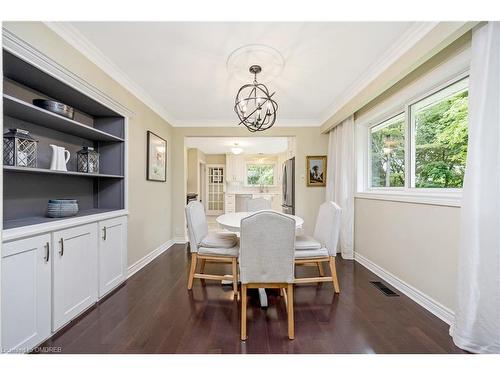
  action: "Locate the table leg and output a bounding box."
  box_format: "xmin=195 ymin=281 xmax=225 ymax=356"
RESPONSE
xmin=258 ymin=288 xmax=268 ymax=307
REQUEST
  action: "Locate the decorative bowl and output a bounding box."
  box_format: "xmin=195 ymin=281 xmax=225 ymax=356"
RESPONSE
xmin=47 ymin=199 xmax=79 ymax=218
xmin=33 ymin=99 xmax=75 ymax=119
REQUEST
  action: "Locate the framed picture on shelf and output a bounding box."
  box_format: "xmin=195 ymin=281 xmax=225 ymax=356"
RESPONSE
xmin=147 ymin=131 xmax=167 ymax=182
xmin=306 ymin=155 xmax=327 ymax=187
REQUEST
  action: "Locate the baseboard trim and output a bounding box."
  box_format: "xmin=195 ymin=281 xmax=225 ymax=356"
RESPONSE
xmin=127 ymin=239 xmax=175 ymax=278
xmin=174 ymin=236 xmax=188 ymax=244
xmin=354 ymin=252 xmax=455 ymax=325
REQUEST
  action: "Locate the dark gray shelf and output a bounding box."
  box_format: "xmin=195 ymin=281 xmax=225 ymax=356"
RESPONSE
xmin=3 ymin=94 xmax=124 ymax=142
xmin=3 ymin=50 xmax=120 ymax=117
xmin=3 ymin=208 xmax=120 ymax=230
xmin=4 ymin=166 xmax=124 ymax=179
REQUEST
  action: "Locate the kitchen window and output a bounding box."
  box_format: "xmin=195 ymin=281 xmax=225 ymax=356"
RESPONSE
xmin=246 ymin=163 xmax=276 ymax=186
xmin=361 ymin=74 xmax=469 ymax=205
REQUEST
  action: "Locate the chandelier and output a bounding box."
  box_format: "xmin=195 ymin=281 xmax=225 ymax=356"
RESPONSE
xmin=234 ymin=65 xmax=278 ymax=132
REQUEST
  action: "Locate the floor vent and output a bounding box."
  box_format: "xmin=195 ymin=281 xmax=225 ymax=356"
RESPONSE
xmin=370 ymin=281 xmax=399 ymax=297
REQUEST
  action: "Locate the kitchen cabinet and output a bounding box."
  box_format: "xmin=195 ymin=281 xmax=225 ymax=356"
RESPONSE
xmin=52 ymin=223 xmax=98 ymax=331
xmin=1 ymin=234 xmax=51 ymax=353
xmin=98 ymin=216 xmax=127 ymax=297
xmin=226 ymin=154 xmax=245 ymax=182
xmin=224 ymin=194 xmax=236 ymax=213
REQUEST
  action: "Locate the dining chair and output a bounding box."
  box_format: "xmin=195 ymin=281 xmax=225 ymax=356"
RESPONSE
xmin=185 ymin=201 xmax=239 ymax=297
xmin=294 ymin=201 xmax=341 ymax=293
xmin=239 ymin=211 xmax=296 ymax=340
xmin=246 ymin=197 xmax=272 ymax=211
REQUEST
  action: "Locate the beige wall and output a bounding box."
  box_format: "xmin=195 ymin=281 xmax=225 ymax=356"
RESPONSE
xmin=353 ymin=33 xmax=472 ymax=314
xmin=354 ymin=199 xmax=460 ymax=311
xmin=205 ymin=154 xmax=226 ymax=164
xmin=186 ymin=148 xmax=206 ymax=195
xmin=172 ymin=127 xmax=328 ymax=238
xmin=4 ymin=22 xmax=174 ymax=267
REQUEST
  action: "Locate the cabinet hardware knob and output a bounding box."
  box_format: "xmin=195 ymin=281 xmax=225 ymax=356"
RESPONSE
xmin=45 ymin=242 xmax=50 ymax=262
xmin=59 ymin=238 xmax=64 ymax=256
xmin=102 ymin=226 xmax=107 ymax=241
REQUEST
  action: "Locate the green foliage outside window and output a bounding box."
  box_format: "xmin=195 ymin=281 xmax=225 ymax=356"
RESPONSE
xmin=371 ymin=115 xmax=405 ymax=187
xmin=247 ymin=164 xmax=275 ymax=186
xmin=414 ymin=90 xmax=468 ymax=188
xmin=370 ymin=84 xmax=468 ymax=189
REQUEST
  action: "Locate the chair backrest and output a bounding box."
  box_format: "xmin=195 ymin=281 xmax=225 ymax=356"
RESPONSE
xmin=246 ymin=197 xmax=272 ymax=212
xmin=239 ymin=211 xmax=295 ymax=284
xmin=185 ymin=201 xmax=208 ymax=253
xmin=313 ymin=201 xmax=342 ymax=256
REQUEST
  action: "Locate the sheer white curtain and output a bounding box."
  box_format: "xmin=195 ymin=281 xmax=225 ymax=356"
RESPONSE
xmin=450 ymin=22 xmax=500 ymax=354
xmin=325 ymin=115 xmax=354 ymax=259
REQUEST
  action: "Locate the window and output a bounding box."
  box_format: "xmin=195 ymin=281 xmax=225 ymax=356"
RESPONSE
xmin=367 ymin=76 xmax=469 ymax=192
xmin=370 ymin=113 xmax=405 ymax=188
xmin=411 ymin=78 xmax=468 ymax=188
xmin=246 ymin=164 xmax=275 ymax=186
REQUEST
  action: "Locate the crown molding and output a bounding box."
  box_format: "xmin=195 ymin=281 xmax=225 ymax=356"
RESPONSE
xmin=2 ymin=27 xmax=134 ymax=118
xmin=319 ymin=21 xmax=478 ymax=133
xmin=44 ymin=22 xmax=177 ymax=126
xmin=173 ymin=118 xmax=320 ymax=127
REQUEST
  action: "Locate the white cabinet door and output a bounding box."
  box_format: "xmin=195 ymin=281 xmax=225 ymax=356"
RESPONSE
xmin=98 ymin=216 xmax=127 ymax=298
xmin=52 ymin=223 xmax=98 ymax=331
xmin=235 ymin=155 xmax=246 ymax=182
xmin=1 ymin=234 xmax=51 ymax=353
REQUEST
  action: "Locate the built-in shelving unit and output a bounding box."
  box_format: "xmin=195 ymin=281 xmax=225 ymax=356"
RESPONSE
xmin=4 ymin=165 xmax=124 ymax=179
xmin=3 ymin=95 xmax=124 ymax=142
xmin=2 ymin=50 xmax=126 ymax=230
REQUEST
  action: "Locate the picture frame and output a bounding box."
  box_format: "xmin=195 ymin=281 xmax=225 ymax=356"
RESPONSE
xmin=147 ymin=131 xmax=167 ymax=182
xmin=306 ymin=155 xmax=327 ymax=187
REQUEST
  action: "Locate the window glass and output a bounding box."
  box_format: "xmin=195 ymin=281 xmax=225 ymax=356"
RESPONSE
xmin=412 ymin=78 xmax=468 ymax=188
xmin=370 ymin=114 xmax=405 ymax=188
xmin=246 ymin=164 xmax=275 ymax=186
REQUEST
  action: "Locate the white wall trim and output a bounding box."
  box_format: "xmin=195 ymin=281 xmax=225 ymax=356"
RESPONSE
xmin=354 ymin=252 xmax=455 ymax=325
xmin=173 ymin=119 xmax=321 ymax=128
xmin=44 ymin=22 xmax=176 ymax=126
xmin=127 ymin=239 xmax=175 ymax=279
xmin=174 ymin=236 xmax=188 ymax=244
xmin=2 ymin=27 xmax=134 ymax=118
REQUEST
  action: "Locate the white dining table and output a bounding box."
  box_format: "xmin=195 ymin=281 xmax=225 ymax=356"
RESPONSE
xmin=216 ymin=210 xmax=304 ymax=307
xmin=216 ymin=211 xmax=304 ymax=232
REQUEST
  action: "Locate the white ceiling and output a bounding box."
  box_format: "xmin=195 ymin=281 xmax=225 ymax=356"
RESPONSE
xmin=185 ymin=137 xmax=289 ymax=155
xmin=53 ymin=22 xmax=416 ymax=126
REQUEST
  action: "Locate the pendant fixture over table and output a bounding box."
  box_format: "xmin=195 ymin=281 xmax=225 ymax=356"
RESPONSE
xmin=234 ymin=65 xmax=278 ymax=132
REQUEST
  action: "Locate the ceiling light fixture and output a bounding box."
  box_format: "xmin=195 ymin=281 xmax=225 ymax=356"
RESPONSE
xmin=234 ymin=65 xmax=278 ymax=132
xmin=231 ymin=143 xmax=243 ymax=155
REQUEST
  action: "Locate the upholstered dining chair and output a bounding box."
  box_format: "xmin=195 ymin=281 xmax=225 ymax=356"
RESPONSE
xmin=239 ymin=211 xmax=296 ymax=340
xmin=185 ymin=201 xmax=239 ymax=297
xmin=294 ymin=201 xmax=341 ymax=293
xmin=246 ymin=197 xmax=272 ymax=211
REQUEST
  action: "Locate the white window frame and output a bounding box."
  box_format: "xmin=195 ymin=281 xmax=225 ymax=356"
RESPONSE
xmin=244 ymin=161 xmax=277 ymax=187
xmin=356 ymin=71 xmax=469 ymax=207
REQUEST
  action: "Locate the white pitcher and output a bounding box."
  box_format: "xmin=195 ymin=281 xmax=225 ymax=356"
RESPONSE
xmin=49 ymin=145 xmax=70 ymax=171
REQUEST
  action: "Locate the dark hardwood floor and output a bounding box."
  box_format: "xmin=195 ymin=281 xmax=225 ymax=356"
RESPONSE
xmin=37 ymin=244 xmax=465 ymax=354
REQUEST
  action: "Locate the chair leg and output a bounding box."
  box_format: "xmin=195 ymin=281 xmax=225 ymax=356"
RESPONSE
xmin=241 ymin=285 xmax=247 ymax=340
xmin=329 ymin=256 xmax=340 ymax=293
xmin=317 ymin=262 xmax=324 ymax=277
xmin=287 ymin=284 xmax=295 ymax=340
xmin=200 ymin=259 xmax=206 ymax=274
xmin=187 ymin=253 xmax=198 ymax=290
xmin=231 ymin=258 xmax=239 ymax=297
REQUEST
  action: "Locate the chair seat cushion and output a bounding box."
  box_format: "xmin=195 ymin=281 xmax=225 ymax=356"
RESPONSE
xmin=295 ymin=247 xmax=329 ymax=259
xmin=200 ymin=232 xmax=238 ymax=248
xmin=198 ymin=245 xmax=239 ymax=257
xmin=295 ymin=235 xmax=322 ymax=250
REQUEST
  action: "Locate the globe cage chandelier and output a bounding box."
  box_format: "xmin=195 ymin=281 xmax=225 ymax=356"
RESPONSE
xmin=234 ymin=65 xmax=278 ymax=132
